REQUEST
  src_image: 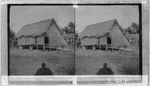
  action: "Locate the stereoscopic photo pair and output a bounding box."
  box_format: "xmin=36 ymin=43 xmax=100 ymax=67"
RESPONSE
xmin=8 ymin=4 xmax=142 ymax=75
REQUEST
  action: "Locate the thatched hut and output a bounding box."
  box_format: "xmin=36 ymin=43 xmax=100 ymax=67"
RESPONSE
xmin=16 ymin=18 xmax=67 ymax=50
xmin=80 ymin=19 xmax=130 ymax=50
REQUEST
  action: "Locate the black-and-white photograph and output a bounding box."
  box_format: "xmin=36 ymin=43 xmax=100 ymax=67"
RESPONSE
xmin=75 ymin=5 xmax=141 ymax=75
xmin=8 ymin=4 xmax=142 ymax=76
xmin=1 ymin=1 xmax=148 ymax=85
xmin=9 ymin=5 xmax=75 ymax=75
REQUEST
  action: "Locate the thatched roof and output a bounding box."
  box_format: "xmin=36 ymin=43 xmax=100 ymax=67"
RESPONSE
xmin=80 ymin=19 xmax=119 ymax=38
xmin=16 ymin=18 xmax=68 ymax=46
xmin=16 ymin=18 xmax=61 ymax=38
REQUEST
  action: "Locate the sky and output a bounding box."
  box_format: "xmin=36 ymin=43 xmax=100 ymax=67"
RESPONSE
xmin=10 ymin=6 xmax=74 ymax=33
xmin=10 ymin=5 xmax=139 ymax=33
xmin=75 ymin=5 xmax=139 ymax=33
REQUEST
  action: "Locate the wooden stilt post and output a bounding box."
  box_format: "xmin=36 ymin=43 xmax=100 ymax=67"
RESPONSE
xmin=29 ymin=45 xmax=31 ymax=50
xmin=37 ymin=44 xmax=38 ymax=50
xmin=43 ymin=44 xmax=45 ymax=50
xmin=94 ymin=45 xmax=96 ymax=50
xmin=99 ymin=45 xmax=101 ymax=50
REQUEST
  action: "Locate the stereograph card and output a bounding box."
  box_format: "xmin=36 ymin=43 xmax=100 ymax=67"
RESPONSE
xmin=0 ymin=0 xmax=149 ymax=86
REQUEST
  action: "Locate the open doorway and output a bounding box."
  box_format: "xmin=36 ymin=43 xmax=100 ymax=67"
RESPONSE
xmin=44 ymin=36 xmax=49 ymax=44
xmin=107 ymin=36 xmax=111 ymax=44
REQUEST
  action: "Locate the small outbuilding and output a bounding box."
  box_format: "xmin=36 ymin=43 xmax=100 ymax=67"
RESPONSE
xmin=16 ymin=18 xmax=67 ymax=50
xmin=80 ymin=19 xmax=130 ymax=50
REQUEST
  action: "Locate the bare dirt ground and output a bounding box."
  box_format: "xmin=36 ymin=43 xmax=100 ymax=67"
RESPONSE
xmin=75 ymin=49 xmax=139 ymax=75
xmin=9 ymin=49 xmax=74 ymax=75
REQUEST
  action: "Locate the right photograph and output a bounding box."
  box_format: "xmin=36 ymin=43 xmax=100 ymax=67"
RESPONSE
xmin=75 ymin=5 xmax=141 ymax=75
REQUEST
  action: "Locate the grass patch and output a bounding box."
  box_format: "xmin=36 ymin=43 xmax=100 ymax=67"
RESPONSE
xmin=118 ymin=62 xmax=139 ymax=75
xmin=46 ymin=56 xmax=59 ymax=65
xmin=56 ymin=63 xmax=75 ymax=75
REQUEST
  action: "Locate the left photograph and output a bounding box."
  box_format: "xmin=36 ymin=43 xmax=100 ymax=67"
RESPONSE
xmin=9 ymin=5 xmax=75 ymax=75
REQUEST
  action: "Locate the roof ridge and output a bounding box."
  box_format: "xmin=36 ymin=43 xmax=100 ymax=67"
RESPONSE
xmin=79 ymin=19 xmax=118 ymax=38
xmin=21 ymin=18 xmax=54 ymax=28
xmin=16 ymin=18 xmax=55 ymax=38
xmin=85 ymin=19 xmax=117 ymax=29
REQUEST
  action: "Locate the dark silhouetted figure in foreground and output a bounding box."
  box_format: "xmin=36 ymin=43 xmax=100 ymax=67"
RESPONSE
xmin=97 ymin=63 xmax=114 ymax=75
xmin=35 ymin=63 xmax=53 ymax=75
